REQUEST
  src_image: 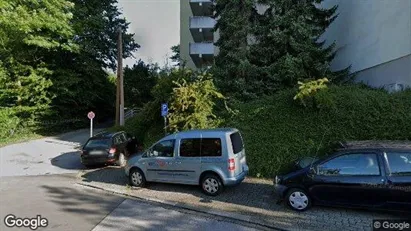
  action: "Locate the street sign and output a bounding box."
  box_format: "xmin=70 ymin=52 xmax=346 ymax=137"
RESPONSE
xmin=87 ymin=111 xmax=95 ymax=120
xmin=161 ymin=103 xmax=168 ymax=136
xmin=87 ymin=111 xmax=95 ymax=137
xmin=161 ymin=103 xmax=168 ymax=117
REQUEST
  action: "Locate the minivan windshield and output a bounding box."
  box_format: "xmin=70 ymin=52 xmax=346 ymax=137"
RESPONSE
xmin=230 ymin=132 xmax=244 ymax=154
xmin=84 ymin=139 xmax=111 ymax=149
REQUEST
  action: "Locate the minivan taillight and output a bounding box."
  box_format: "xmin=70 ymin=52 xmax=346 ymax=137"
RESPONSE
xmin=109 ymin=148 xmax=116 ymax=154
xmin=228 ymin=158 xmax=235 ymax=171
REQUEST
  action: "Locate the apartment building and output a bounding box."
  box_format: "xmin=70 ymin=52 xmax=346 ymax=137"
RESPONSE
xmin=180 ymin=0 xmax=217 ymax=69
xmin=180 ymin=0 xmax=411 ymax=89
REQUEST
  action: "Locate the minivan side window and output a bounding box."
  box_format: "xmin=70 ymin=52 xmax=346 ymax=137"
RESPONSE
xmin=230 ymin=132 xmax=243 ymax=154
xmin=387 ymin=152 xmax=411 ymax=176
xmin=201 ymin=138 xmax=222 ymax=157
xmin=317 ymin=153 xmax=380 ymax=176
xmin=147 ymin=140 xmax=175 ymax=158
xmin=180 ymin=139 xmax=201 ymax=157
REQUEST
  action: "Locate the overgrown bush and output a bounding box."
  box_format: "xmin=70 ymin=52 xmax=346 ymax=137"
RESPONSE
xmin=225 ymin=85 xmax=411 ymax=178
xmin=294 ymin=78 xmax=332 ymax=109
xmin=115 ymin=68 xmax=226 ymax=148
xmin=168 ymin=72 xmax=224 ymax=132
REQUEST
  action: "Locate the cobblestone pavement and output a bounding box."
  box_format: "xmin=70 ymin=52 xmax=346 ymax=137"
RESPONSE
xmin=77 ymin=166 xmax=408 ymax=231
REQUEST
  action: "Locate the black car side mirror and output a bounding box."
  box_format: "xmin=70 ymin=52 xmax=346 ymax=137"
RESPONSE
xmin=309 ymin=166 xmax=316 ymax=175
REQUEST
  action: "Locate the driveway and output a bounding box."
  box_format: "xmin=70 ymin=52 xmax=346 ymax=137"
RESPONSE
xmin=0 ymin=128 xmax=104 ymax=177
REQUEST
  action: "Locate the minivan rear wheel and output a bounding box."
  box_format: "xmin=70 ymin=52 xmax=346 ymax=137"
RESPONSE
xmin=201 ymin=173 xmax=223 ymax=196
xmin=286 ymin=188 xmax=311 ymax=211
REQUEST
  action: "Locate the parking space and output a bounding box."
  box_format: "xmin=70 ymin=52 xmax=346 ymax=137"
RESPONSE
xmin=77 ymin=167 xmax=407 ymax=231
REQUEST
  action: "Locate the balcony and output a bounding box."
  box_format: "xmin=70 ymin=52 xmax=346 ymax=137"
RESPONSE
xmin=190 ymin=16 xmax=216 ymax=42
xmin=189 ymin=42 xmax=214 ymax=68
xmin=189 ymin=0 xmax=213 ymax=16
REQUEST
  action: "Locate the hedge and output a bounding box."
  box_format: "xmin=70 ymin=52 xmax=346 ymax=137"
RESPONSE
xmin=116 ymin=85 xmax=411 ymax=179
xmin=224 ymin=85 xmax=411 ymax=178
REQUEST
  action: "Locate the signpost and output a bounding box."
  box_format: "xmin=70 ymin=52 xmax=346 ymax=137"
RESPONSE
xmin=161 ymin=103 xmax=168 ymax=135
xmin=87 ymin=111 xmax=95 ymax=137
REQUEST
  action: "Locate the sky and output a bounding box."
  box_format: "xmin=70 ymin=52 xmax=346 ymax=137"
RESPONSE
xmin=117 ymin=0 xmax=180 ymax=68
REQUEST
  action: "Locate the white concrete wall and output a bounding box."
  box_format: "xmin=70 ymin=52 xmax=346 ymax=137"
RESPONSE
xmin=321 ymin=0 xmax=411 ymax=87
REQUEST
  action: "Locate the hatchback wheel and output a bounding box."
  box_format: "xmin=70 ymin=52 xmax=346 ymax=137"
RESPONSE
xmin=117 ymin=153 xmax=126 ymax=167
xmin=286 ymin=188 xmax=311 ymax=211
xmin=129 ymin=168 xmax=146 ymax=187
xmin=201 ymin=174 xmax=223 ymax=196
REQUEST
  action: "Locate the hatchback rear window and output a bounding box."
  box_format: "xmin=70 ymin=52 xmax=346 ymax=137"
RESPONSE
xmin=230 ymin=132 xmax=243 ymax=154
xmin=84 ymin=139 xmax=111 ymax=149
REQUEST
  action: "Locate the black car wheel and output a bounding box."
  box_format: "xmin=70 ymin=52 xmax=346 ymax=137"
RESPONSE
xmin=201 ymin=173 xmax=223 ymax=196
xmin=286 ymin=188 xmax=312 ymax=211
xmin=129 ymin=168 xmax=146 ymax=187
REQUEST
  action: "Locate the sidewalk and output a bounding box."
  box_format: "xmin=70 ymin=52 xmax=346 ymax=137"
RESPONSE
xmin=76 ymin=167 xmax=405 ymax=231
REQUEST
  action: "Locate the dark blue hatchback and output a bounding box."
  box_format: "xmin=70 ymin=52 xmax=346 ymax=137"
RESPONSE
xmin=274 ymin=141 xmax=411 ymax=212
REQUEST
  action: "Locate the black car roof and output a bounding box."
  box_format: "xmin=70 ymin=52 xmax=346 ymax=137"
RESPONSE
xmin=337 ymin=140 xmax=411 ymax=152
xmin=91 ymin=131 xmax=124 ymax=139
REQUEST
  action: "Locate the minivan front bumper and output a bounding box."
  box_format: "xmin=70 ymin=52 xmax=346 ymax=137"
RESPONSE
xmin=224 ymin=165 xmax=249 ymax=186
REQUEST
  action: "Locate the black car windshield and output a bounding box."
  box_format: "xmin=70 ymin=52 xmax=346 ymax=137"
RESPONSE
xmin=84 ymin=139 xmax=111 ymax=149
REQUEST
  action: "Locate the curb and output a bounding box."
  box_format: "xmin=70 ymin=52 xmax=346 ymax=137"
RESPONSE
xmin=76 ymin=182 xmax=287 ymax=231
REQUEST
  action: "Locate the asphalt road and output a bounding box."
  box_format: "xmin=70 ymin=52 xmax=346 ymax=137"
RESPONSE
xmin=92 ymin=199 xmax=258 ymax=231
xmin=0 ymin=129 xmax=259 ymax=231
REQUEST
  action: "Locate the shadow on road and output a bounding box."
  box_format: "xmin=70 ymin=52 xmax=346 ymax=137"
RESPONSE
xmin=50 ymin=151 xmax=106 ymax=170
xmin=50 ymin=151 xmax=86 ymax=170
xmin=81 ymin=167 xmax=128 ymax=186
xmin=41 ymin=183 xmax=224 ymax=231
xmin=41 ymin=184 xmax=124 ymax=230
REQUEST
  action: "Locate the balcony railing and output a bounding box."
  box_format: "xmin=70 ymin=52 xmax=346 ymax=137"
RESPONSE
xmin=189 ymin=16 xmax=216 ymax=29
xmin=189 ymin=0 xmax=213 ymax=16
xmin=189 ymin=16 xmax=216 ymax=42
xmin=189 ymin=42 xmax=214 ymax=56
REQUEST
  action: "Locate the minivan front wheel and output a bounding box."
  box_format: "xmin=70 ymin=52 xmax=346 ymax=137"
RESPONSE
xmin=286 ymin=188 xmax=311 ymax=211
xmin=201 ymin=174 xmax=223 ymax=196
xmin=129 ymin=168 xmax=146 ymax=187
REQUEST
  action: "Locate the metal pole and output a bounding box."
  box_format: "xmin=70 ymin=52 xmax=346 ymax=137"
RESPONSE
xmin=90 ymin=118 xmax=93 ymax=137
xmin=115 ymin=28 xmax=122 ymax=126
xmin=164 ymin=116 xmax=167 ymax=136
xmin=118 ymin=27 xmax=124 ymax=126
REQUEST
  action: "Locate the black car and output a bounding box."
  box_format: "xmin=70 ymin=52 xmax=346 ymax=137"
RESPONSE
xmin=80 ymin=131 xmax=139 ymax=168
xmin=274 ymin=141 xmax=411 ymax=212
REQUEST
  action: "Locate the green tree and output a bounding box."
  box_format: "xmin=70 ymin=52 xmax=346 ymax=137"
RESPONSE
xmin=251 ymin=0 xmax=351 ymax=87
xmin=170 ymin=44 xmax=181 ymax=67
xmin=0 ymin=0 xmax=77 ymax=108
xmin=212 ymin=0 xmax=260 ymax=101
xmin=123 ymin=60 xmax=158 ymax=108
xmin=47 ymin=0 xmax=140 ymax=121
xmin=168 ymin=71 xmax=224 ymax=132
xmin=70 ymin=0 xmax=140 ymax=71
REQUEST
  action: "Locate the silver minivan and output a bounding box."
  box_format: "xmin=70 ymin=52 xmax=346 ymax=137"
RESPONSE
xmin=124 ymin=128 xmax=249 ymax=196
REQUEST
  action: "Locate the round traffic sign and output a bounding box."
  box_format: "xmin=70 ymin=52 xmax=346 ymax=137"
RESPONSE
xmin=87 ymin=111 xmax=95 ymax=119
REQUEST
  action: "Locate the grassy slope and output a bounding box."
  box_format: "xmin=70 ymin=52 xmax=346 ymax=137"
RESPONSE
xmin=225 ymin=86 xmax=411 ymax=178
xmin=111 ymin=85 xmax=411 ymax=178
